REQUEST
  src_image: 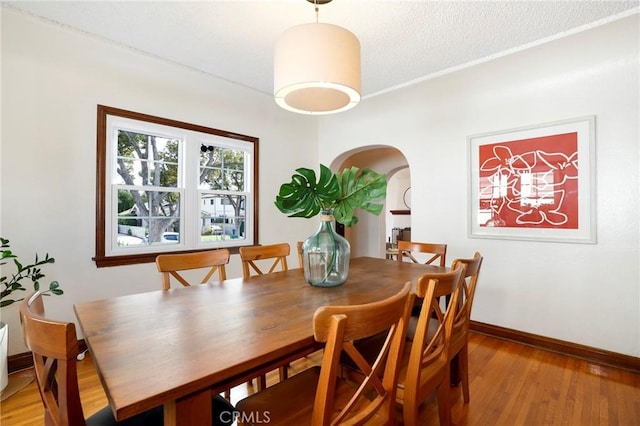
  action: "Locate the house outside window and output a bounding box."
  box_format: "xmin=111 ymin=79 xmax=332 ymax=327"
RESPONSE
xmin=94 ymin=105 xmax=259 ymax=267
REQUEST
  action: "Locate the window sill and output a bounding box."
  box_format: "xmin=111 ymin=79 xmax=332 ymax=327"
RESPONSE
xmin=93 ymin=247 xmax=242 ymax=268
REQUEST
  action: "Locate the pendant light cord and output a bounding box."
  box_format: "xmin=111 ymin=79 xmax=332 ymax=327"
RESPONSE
xmin=314 ymin=0 xmax=319 ymax=23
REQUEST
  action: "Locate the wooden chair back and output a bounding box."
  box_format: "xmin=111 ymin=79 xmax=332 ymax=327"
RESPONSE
xmin=398 ymin=263 xmax=465 ymax=426
xmin=20 ymin=292 xmax=88 ymax=426
xmin=397 ymin=240 xmax=447 ymax=267
xmin=239 ymin=243 xmax=290 ymax=280
xmin=297 ymin=241 xmax=304 ymax=269
xmin=449 ymin=251 xmax=483 ymax=403
xmin=450 ymin=252 xmax=483 ymax=342
xmin=312 ymin=281 xmax=413 ymax=425
xmin=155 ymin=249 xmax=230 ymax=290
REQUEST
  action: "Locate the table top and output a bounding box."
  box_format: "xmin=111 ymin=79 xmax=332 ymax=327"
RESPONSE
xmin=74 ymin=256 xmax=445 ymax=422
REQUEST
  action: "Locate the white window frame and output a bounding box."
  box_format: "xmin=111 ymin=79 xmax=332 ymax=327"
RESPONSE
xmin=94 ymin=105 xmax=259 ymax=267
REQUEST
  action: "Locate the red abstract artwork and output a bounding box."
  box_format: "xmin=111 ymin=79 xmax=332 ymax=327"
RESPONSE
xmin=477 ymin=132 xmax=579 ymax=229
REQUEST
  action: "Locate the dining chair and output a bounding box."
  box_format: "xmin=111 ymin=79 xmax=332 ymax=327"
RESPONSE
xmin=235 ymin=282 xmax=413 ymax=425
xmin=396 ymin=263 xmax=465 ymax=426
xmin=19 ymin=292 xmax=236 ymax=426
xmin=448 ymin=252 xmax=483 ymax=403
xmin=239 ymin=242 xmax=292 ymax=388
xmin=155 ymin=249 xmax=230 ymax=290
xmin=239 ymin=243 xmax=290 ymax=280
xmin=397 ymin=240 xmax=447 ymax=267
xmin=297 ymin=241 xmax=304 ymax=268
xmin=397 ymin=240 xmax=448 ymax=318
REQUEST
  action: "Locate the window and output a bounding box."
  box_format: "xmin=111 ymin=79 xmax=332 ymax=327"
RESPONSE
xmin=95 ymin=105 xmax=259 ymax=267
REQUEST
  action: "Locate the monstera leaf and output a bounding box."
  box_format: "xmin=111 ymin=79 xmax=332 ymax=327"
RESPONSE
xmin=333 ymin=167 xmax=387 ymax=226
xmin=275 ymin=165 xmax=339 ymax=218
xmin=275 ymin=164 xmax=387 ymax=227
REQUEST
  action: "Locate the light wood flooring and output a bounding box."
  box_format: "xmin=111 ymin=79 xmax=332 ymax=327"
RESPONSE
xmin=2 ymin=332 xmax=639 ymax=425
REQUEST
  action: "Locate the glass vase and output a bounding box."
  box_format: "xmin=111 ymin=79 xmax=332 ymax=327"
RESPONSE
xmin=302 ymin=210 xmax=350 ymax=287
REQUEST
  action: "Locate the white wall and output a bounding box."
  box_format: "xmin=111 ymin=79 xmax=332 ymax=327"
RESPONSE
xmin=1 ymin=10 xmax=318 ymax=355
xmin=319 ymin=16 xmax=640 ymax=356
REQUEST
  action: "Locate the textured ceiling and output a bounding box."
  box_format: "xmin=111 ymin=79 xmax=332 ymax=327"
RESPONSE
xmin=4 ymin=1 xmax=639 ymax=98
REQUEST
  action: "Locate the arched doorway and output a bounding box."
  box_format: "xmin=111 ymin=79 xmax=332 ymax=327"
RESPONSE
xmin=330 ymin=146 xmax=410 ymax=258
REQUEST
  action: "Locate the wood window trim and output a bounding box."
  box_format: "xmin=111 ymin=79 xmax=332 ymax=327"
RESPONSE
xmin=93 ymin=105 xmax=259 ymax=267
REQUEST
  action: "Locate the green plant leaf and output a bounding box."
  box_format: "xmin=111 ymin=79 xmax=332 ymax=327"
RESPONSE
xmin=333 ymin=167 xmax=387 ymax=227
xmin=1 ymin=249 xmax=15 ymax=260
xmin=1 ymin=237 xmax=63 ymax=306
xmin=274 ymin=164 xmax=339 ymax=219
xmin=274 ymin=164 xmax=387 ymax=227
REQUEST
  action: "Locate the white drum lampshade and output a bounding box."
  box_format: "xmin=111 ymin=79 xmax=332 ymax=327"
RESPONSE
xmin=274 ymin=22 xmax=361 ymax=115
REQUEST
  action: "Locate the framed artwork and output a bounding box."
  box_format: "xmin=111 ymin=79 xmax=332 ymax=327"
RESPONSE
xmin=468 ymin=116 xmax=596 ymax=243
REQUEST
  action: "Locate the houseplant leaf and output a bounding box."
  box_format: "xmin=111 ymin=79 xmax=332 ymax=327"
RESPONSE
xmin=333 ymin=167 xmax=387 ymax=226
xmin=275 ymin=164 xmax=340 ymax=218
xmin=1 ymin=238 xmax=63 ymax=307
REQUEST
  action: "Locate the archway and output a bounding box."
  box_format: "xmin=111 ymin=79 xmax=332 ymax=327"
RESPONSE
xmin=329 ymin=146 xmax=410 ymax=258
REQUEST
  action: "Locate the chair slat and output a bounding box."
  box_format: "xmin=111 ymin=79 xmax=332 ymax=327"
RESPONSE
xmin=156 ymin=249 xmax=230 ymax=290
xmin=397 ymin=240 xmax=447 ymax=267
xmin=239 ymin=243 xmax=290 ymax=280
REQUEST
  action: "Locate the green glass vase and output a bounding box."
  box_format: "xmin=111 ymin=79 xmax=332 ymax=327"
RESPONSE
xmin=302 ymin=210 xmax=350 ymax=287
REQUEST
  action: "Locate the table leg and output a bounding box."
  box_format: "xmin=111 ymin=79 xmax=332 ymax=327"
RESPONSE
xmin=164 ymin=389 xmax=212 ymax=426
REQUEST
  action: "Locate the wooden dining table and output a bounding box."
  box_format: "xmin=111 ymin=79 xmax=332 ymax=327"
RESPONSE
xmin=74 ymin=256 xmax=446 ymax=426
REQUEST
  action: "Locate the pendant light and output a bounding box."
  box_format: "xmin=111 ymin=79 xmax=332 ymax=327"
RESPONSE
xmin=274 ymin=0 xmax=361 ymax=115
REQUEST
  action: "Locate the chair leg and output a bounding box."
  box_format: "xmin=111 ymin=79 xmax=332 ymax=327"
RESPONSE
xmin=459 ymin=344 xmax=470 ymax=403
xmin=436 ymin=382 xmax=452 ymax=426
xmin=396 ymin=383 xmax=426 ymax=426
xmin=257 ymin=374 xmax=267 ymax=391
xmin=278 ymin=365 xmax=289 ymax=381
xmin=402 ymin=396 xmax=420 ymax=426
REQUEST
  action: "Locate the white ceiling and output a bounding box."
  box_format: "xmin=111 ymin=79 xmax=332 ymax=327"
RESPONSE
xmin=4 ymin=1 xmax=639 ymax=98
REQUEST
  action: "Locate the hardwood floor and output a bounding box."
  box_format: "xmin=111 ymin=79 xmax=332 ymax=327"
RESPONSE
xmin=2 ymin=332 xmax=639 ymax=425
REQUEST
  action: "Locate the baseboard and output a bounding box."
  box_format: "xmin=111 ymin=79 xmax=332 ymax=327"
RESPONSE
xmin=7 ymin=352 xmax=33 ymax=374
xmin=470 ymin=320 xmax=640 ymax=374
xmin=8 ymin=340 xmax=88 ymax=374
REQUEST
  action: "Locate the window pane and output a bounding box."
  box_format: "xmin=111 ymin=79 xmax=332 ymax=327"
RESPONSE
xmin=200 ymin=194 xmax=246 ymax=242
xmin=153 ymin=161 xmax=179 ymax=187
xmin=116 ymin=189 xmax=180 ymax=247
xmin=199 ymin=146 xmax=246 ymax=191
xmin=116 ymin=130 xmax=180 ymax=187
xmin=199 ymin=168 xmax=222 ymax=190
xmin=149 ymin=219 xmax=181 ymax=245
xmin=115 ymin=218 xmax=146 ymax=247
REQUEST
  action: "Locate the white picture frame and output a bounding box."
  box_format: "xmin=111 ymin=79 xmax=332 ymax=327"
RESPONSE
xmin=468 ymin=116 xmax=596 ymax=243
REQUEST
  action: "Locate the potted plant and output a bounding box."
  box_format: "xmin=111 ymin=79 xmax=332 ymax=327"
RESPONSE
xmin=275 ymin=164 xmax=387 ymax=287
xmin=0 ymin=237 xmax=63 ymax=391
